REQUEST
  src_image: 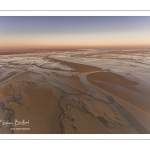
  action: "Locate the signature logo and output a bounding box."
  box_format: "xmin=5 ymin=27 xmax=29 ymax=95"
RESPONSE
xmin=0 ymin=119 xmax=29 ymax=127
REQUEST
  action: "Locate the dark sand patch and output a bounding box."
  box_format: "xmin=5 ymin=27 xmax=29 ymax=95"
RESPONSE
xmin=48 ymin=57 xmax=102 ymax=73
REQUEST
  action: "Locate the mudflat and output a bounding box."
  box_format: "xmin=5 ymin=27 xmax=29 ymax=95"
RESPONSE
xmin=0 ymin=49 xmax=150 ymax=134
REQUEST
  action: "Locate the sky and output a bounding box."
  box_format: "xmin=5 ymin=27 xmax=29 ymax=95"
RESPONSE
xmin=0 ymin=16 xmax=150 ymax=49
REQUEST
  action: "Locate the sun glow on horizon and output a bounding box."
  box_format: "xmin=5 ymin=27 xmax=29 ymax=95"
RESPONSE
xmin=0 ymin=16 xmax=150 ymax=49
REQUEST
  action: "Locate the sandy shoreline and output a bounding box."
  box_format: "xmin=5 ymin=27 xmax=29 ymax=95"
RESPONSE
xmin=0 ymin=50 xmax=150 ymax=134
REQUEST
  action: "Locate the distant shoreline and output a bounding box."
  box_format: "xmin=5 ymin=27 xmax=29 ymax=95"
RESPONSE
xmin=0 ymin=48 xmax=150 ymax=55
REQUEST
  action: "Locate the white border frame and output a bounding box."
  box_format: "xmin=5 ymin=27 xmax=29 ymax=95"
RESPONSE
xmin=0 ymin=10 xmax=150 ymax=139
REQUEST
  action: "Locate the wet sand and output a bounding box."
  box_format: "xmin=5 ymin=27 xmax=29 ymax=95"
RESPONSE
xmin=0 ymin=49 xmax=150 ymax=134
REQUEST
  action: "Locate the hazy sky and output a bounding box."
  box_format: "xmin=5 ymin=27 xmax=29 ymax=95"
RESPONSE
xmin=0 ymin=16 xmax=150 ymax=49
